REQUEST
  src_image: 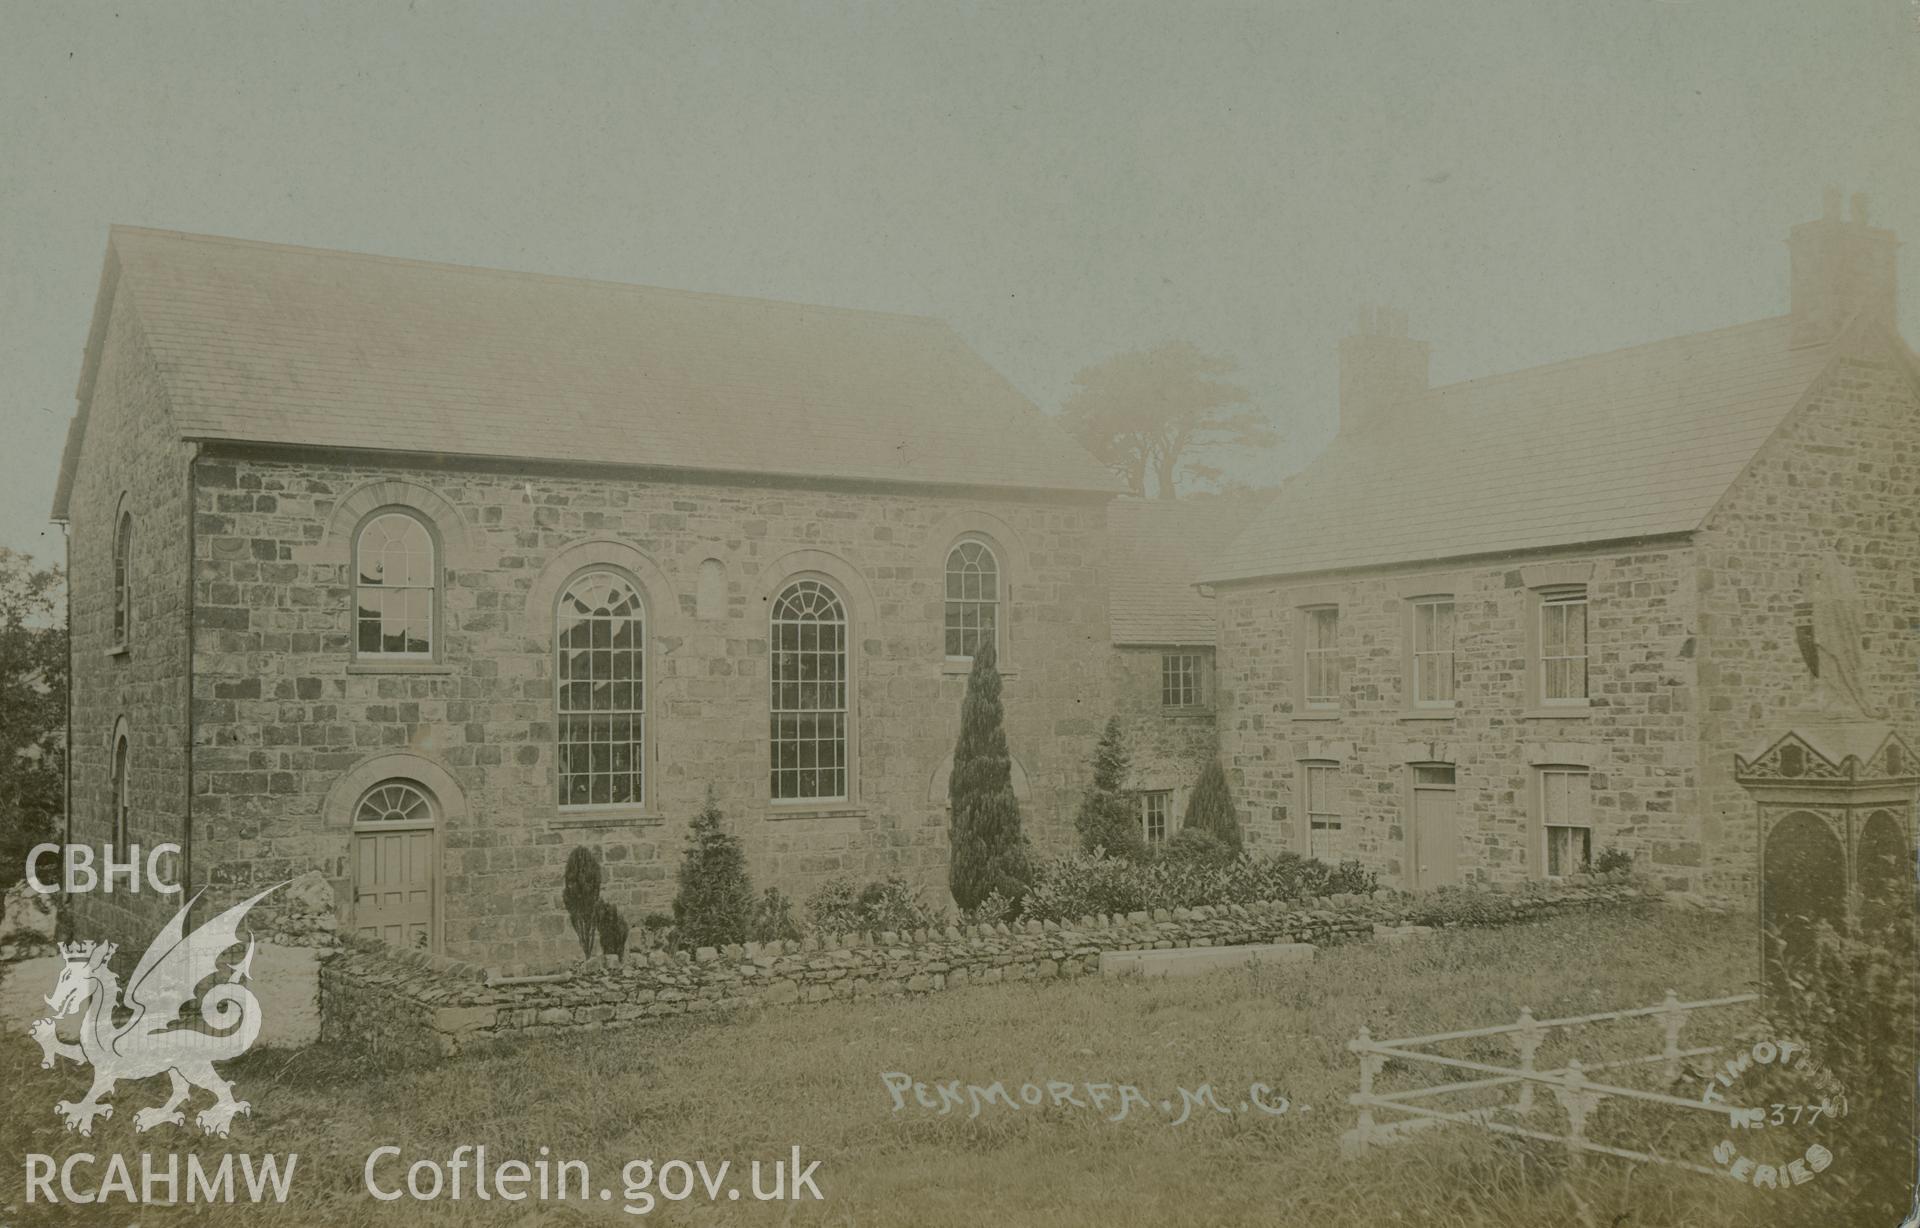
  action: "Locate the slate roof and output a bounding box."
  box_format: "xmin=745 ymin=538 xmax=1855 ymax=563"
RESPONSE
xmin=53 ymin=227 xmax=1118 ymax=517
xmin=1107 ymin=496 xmax=1263 ymax=644
xmin=1203 ymin=315 xmax=1847 ymax=584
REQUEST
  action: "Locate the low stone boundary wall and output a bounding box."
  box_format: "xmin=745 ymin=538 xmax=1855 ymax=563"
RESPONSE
xmin=319 ymin=877 xmax=1657 ymax=1061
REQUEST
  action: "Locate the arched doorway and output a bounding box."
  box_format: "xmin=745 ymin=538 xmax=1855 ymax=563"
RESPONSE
xmin=352 ymin=780 xmax=438 ymax=949
xmin=1760 ymin=811 xmax=1846 ymax=999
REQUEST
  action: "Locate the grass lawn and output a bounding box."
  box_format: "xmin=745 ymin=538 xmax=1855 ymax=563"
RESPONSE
xmin=2 ymin=905 xmax=1905 ymax=1226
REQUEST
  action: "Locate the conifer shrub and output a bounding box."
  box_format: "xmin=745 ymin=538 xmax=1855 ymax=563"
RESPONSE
xmin=946 ymin=639 xmax=1031 ymax=910
xmin=562 ymin=845 xmax=605 ymax=957
xmin=671 ymin=787 xmax=755 ymax=949
xmin=1074 ymin=716 xmax=1147 ymax=860
xmin=1180 ymin=758 xmax=1243 ymax=853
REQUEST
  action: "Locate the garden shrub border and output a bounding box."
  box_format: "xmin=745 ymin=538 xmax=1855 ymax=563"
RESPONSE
xmin=319 ymin=874 xmax=1661 ymax=1061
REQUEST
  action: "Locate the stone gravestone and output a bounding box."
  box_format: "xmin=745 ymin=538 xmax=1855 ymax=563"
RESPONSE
xmin=1734 ymin=561 xmax=1917 ymax=1005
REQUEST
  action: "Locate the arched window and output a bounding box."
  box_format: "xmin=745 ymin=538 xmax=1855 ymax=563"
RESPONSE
xmin=112 ymin=508 xmax=133 ymax=646
xmin=556 ymin=570 xmax=646 ymax=808
xmin=351 ymin=779 xmax=437 ymax=948
xmin=354 ymin=510 xmax=436 ymax=659
xmin=356 ymin=780 xmax=434 ymax=825
xmin=111 ymin=721 xmax=131 ymax=850
xmin=770 ymin=579 xmax=848 ymax=802
xmin=944 ymin=539 xmax=999 ymax=660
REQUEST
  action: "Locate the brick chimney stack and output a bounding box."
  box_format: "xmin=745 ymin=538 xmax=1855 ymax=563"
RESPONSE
xmin=1338 ymin=306 xmax=1429 ymax=436
xmin=1789 ymin=188 xmax=1900 ymax=348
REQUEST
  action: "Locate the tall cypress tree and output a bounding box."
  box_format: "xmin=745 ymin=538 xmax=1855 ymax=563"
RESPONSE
xmin=947 ymin=639 xmax=1030 ymax=910
xmin=1181 ymin=756 xmax=1244 ymax=854
xmin=1076 ymin=716 xmax=1147 ymax=859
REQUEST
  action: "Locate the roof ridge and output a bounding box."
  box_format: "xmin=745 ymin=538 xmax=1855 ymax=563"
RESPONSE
xmin=1422 ymin=314 xmax=1800 ymax=399
xmin=106 ymin=224 xmax=947 ymax=329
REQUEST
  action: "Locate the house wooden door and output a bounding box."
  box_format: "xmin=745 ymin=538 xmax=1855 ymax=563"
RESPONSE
xmin=352 ymin=782 xmax=437 ymax=948
xmin=1410 ymin=765 xmax=1458 ymax=888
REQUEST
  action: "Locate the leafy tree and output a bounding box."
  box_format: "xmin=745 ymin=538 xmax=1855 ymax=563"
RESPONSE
xmin=1180 ymin=757 xmax=1243 ymax=854
xmin=946 ymin=639 xmax=1030 ymax=910
xmin=1 ymin=549 xmax=66 ymax=890
xmin=672 ymin=786 xmax=755 ymax=948
xmin=1058 ymin=342 xmax=1278 ymax=499
xmin=1075 ymin=717 xmax=1146 ymax=860
xmin=562 ymin=846 xmax=604 ymax=957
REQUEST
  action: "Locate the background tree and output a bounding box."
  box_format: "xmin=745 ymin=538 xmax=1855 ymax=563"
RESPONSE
xmin=672 ymin=786 xmax=755 ymax=948
xmin=1058 ymin=342 xmax=1278 ymax=499
xmin=1180 ymin=757 xmax=1243 ymax=854
xmin=1074 ymin=716 xmax=1146 ymax=860
xmin=947 ymin=639 xmax=1030 ymax=910
xmin=0 ymin=550 xmax=66 ymax=890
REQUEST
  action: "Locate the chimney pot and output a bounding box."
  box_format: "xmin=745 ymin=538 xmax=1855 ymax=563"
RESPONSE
xmin=1788 ymin=192 xmax=1899 ymax=347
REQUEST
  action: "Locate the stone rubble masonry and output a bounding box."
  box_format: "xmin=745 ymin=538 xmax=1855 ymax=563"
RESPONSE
xmin=1215 ymin=541 xmax=1701 ymax=885
xmin=1694 ymin=354 xmax=1920 ymax=895
xmin=64 ymin=275 xmax=197 ymax=952
xmin=1214 ymin=347 xmax=1920 ymax=898
xmin=318 ymin=877 xmax=1655 ymax=1062
xmin=181 ymin=451 xmax=1121 ymax=965
xmin=1108 ymin=646 xmax=1219 ymax=821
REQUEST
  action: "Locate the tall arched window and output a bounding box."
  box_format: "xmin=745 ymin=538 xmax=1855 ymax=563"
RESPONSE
xmin=944 ymin=539 xmax=999 ymax=660
xmin=557 ymin=570 xmax=646 ymax=808
xmin=354 ymin=510 xmax=436 ymax=659
xmin=112 ymin=508 xmax=133 ymax=646
xmin=770 ymin=579 xmax=848 ymax=802
xmin=111 ymin=721 xmax=130 ymax=850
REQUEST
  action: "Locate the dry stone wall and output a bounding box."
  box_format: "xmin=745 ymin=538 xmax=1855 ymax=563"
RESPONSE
xmin=320 ymin=878 xmax=1657 ymax=1061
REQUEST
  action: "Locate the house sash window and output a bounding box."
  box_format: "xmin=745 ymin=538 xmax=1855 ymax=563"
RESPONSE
xmin=1539 ymin=588 xmax=1588 ymax=704
xmin=1303 ymin=607 xmax=1340 ymax=708
xmin=1539 ymin=765 xmax=1593 ymax=876
xmin=1162 ymin=652 xmax=1202 ymax=707
xmin=1411 ymin=597 xmax=1455 ymax=706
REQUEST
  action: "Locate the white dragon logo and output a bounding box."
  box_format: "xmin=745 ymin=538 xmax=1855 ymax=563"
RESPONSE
xmin=29 ymin=884 xmax=281 ymax=1137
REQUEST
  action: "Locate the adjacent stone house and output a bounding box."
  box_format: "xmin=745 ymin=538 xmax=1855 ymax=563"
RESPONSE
xmin=1202 ymin=195 xmax=1919 ymax=896
xmin=52 ymin=227 xmax=1177 ymax=963
xmin=1104 ymin=496 xmax=1258 ymax=844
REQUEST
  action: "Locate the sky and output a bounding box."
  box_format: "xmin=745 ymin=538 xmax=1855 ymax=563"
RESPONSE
xmin=2 ymin=0 xmax=1917 ymax=562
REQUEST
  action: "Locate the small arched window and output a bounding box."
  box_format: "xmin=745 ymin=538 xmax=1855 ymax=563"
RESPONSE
xmin=770 ymin=579 xmax=849 ymax=802
xmin=111 ymin=721 xmax=131 ymax=850
xmin=112 ymin=508 xmax=133 ymax=646
xmin=354 ymin=510 xmax=436 ymax=659
xmin=557 ymin=570 xmax=646 ymax=808
xmin=944 ymin=540 xmax=999 ymax=660
xmin=355 ymin=780 xmax=435 ymax=826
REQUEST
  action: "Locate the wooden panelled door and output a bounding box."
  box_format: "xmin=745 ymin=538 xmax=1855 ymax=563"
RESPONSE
xmin=352 ymin=781 xmax=437 ymax=948
xmin=1410 ymin=765 xmax=1459 ymax=889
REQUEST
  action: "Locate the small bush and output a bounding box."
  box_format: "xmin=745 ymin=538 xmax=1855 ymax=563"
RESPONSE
xmin=1158 ymin=827 xmax=1234 ymax=869
xmin=1592 ymin=846 xmax=1634 ymax=874
xmin=671 ymin=787 xmax=755 ymax=949
xmin=562 ymin=846 xmax=605 ymax=957
xmin=595 ymin=900 xmax=630 ymax=958
xmin=962 ymin=889 xmax=1018 ymax=927
xmin=807 ymin=874 xmax=941 ymax=936
xmin=1017 ymin=848 xmax=1382 ymax=923
xmin=751 ymin=887 xmax=803 ymax=944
